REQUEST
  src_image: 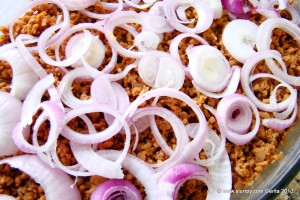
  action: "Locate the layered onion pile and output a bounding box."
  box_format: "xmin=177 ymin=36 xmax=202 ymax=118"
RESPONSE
xmin=0 ymin=0 xmax=299 ymax=199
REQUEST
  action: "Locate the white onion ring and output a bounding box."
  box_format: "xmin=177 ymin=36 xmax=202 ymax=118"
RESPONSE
xmin=138 ymin=50 xmax=185 ymax=90
xmin=256 ymin=18 xmax=300 ymax=86
xmin=0 ymin=47 xmax=39 ymax=100
xmin=163 ymin=0 xmax=213 ymax=33
xmin=241 ymin=50 xmax=296 ymax=112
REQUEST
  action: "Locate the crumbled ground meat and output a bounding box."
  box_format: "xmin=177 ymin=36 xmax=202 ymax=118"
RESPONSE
xmin=0 ymin=1 xmax=299 ymax=200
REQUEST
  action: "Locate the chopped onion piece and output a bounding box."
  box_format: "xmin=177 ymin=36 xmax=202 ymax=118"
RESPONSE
xmin=222 ymin=19 xmax=258 ymax=63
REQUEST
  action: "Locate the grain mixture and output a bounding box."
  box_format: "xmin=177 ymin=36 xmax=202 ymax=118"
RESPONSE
xmin=0 ymin=1 xmax=299 ymax=200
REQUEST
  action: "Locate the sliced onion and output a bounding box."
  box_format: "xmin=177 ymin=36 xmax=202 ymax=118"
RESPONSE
xmin=250 ymin=74 xmax=298 ymax=130
xmin=55 ymin=22 xmax=117 ymax=73
xmin=158 ymin=163 xmax=212 ymax=200
xmin=255 ymin=6 xmax=281 ymax=19
xmin=62 ymin=105 xmax=124 ymax=144
xmin=0 ymin=92 xmax=22 ymax=156
xmin=104 ymin=11 xmax=144 ymax=58
xmin=70 ymin=142 xmax=124 ymax=178
xmin=221 ymin=0 xmax=253 ymax=14
xmin=241 ymin=50 xmax=296 ymax=112
xmin=13 ymin=101 xmax=65 ymax=154
xmin=91 ymin=74 xmax=118 ymax=106
xmin=138 ymin=51 xmax=185 ymax=90
xmin=199 ymin=128 xmax=232 ymax=200
xmin=21 ymin=74 xmax=55 ymax=125
xmin=8 ymin=0 xmax=70 ymax=44
xmin=169 ymin=32 xmax=209 ymax=62
xmin=91 ymin=179 xmax=142 ymax=200
xmin=0 ymin=155 xmax=81 ymax=200
xmin=163 ymin=0 xmax=214 ymax=33
xmin=65 ymin=33 xmax=106 ymax=68
xmin=130 ymin=106 xmax=189 ymax=171
xmin=222 ymin=19 xmax=258 ymax=63
xmin=123 ymin=88 xmax=208 ymax=166
xmin=124 ymin=0 xmax=156 ymax=9
xmin=202 ymin=0 xmax=223 ymax=19
xmin=57 ymin=67 xmax=97 ymax=109
xmin=134 ymin=31 xmax=161 ymax=52
xmin=139 ymin=12 xmax=174 ymax=33
xmin=187 ymin=45 xmax=233 ymax=92
xmin=58 ymin=0 xmax=97 ymax=10
xmin=256 ymin=18 xmax=300 ymax=86
xmin=39 ymin=29 xmax=93 ymax=67
xmin=15 ymin=34 xmax=48 ymax=78
xmin=216 ymin=93 xmax=260 ymax=145
xmin=0 ymin=47 xmax=39 ymax=100
xmin=97 ymin=150 xmax=170 ymax=199
xmin=192 ymin=66 xmax=241 ymax=99
xmin=149 ymin=1 xmax=165 ymax=16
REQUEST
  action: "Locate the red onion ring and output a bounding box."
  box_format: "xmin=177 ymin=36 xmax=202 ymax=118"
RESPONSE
xmin=216 ymin=93 xmax=260 ymax=145
xmin=159 ymin=163 xmax=212 ymax=199
xmin=91 ymin=179 xmax=142 ymax=200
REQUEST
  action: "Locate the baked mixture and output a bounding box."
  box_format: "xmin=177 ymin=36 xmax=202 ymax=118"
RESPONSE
xmin=0 ymin=0 xmax=299 ymax=199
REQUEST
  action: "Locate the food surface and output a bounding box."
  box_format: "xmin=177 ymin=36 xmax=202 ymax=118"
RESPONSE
xmin=0 ymin=0 xmax=299 ymax=200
